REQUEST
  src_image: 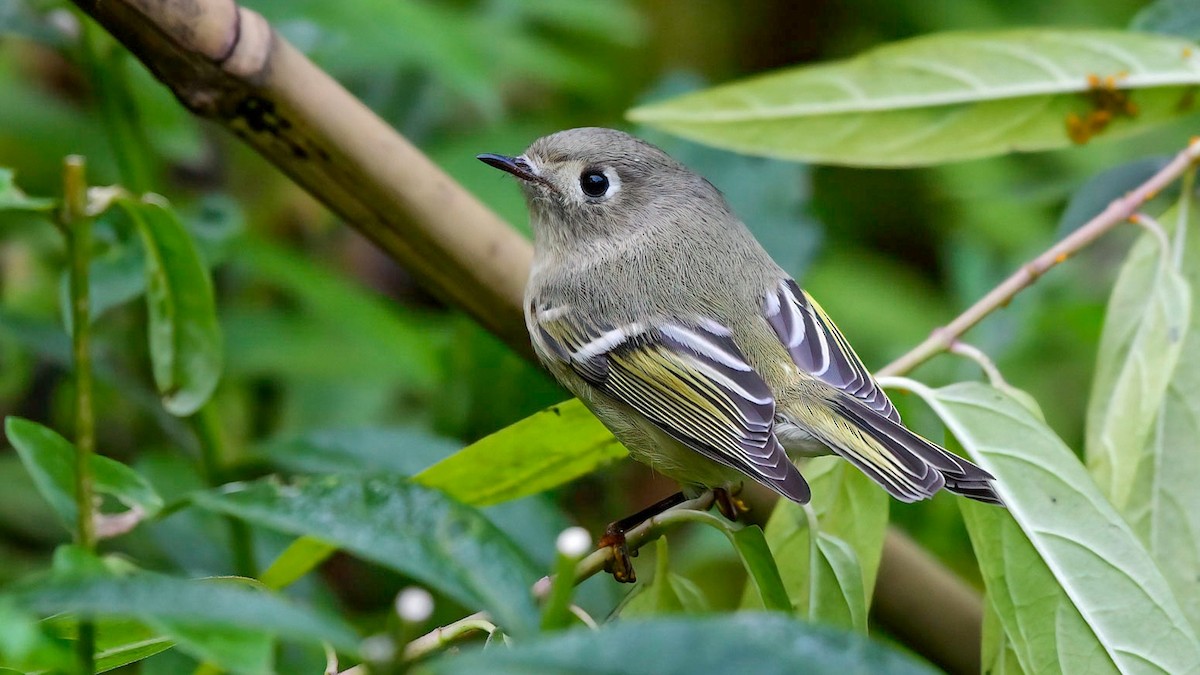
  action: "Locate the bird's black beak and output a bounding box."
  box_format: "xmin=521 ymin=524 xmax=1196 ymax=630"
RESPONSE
xmin=477 ymin=153 xmax=544 ymax=184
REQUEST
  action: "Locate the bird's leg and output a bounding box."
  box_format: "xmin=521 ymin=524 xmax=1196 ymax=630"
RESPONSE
xmin=713 ymin=483 xmax=748 ymax=522
xmin=598 ymin=491 xmax=687 ymax=583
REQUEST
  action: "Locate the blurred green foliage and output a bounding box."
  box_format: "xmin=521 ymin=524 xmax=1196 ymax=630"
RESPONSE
xmin=2 ymin=0 xmax=1200 ymax=673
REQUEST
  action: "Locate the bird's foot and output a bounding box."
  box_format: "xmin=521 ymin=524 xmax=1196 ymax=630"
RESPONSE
xmin=713 ymin=485 xmax=749 ymax=522
xmin=598 ymin=491 xmax=689 ymax=584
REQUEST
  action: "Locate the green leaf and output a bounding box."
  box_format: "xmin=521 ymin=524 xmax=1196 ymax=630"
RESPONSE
xmin=255 ymin=427 xmax=461 ymax=476
xmin=43 ymin=617 xmax=175 ymax=674
xmin=259 ymin=536 xmax=337 ymax=591
xmin=1125 ymin=195 xmax=1200 ymax=631
xmin=0 ymin=597 xmax=73 ymax=673
xmin=980 ymin=599 xmax=1026 ymax=675
xmin=4 ymin=567 xmax=359 ymax=660
xmin=1085 ymin=207 xmax=1191 ymax=509
xmin=750 ymin=457 xmax=886 ymax=630
xmin=1134 ymin=0 xmax=1200 ymax=42
xmin=905 ymin=380 xmax=1200 ymax=674
xmin=416 ymin=615 xmax=938 ymax=675
xmin=618 ymin=538 xmax=709 ymax=616
xmin=191 ymin=474 xmax=541 ymax=637
xmin=91 ymin=620 xmax=174 ymax=673
xmin=629 ymin=30 xmax=1200 ymax=167
xmin=4 ymin=417 xmax=163 ymax=535
xmin=729 ymin=525 xmax=790 ymax=613
xmin=116 ymin=195 xmax=222 ymax=416
xmin=415 ymin=399 xmax=627 ymax=506
xmin=0 ymin=167 xmax=54 ymax=213
xmin=146 ymin=620 xmax=271 ymax=675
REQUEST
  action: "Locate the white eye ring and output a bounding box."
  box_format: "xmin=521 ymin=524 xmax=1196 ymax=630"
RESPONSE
xmin=578 ymin=167 xmax=621 ymax=200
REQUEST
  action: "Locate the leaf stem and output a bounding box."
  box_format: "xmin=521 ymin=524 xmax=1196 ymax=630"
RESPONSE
xmin=948 ymin=341 xmax=1009 ymax=390
xmin=880 ymin=138 xmax=1200 ymax=378
xmin=62 ymin=155 xmax=97 ymax=674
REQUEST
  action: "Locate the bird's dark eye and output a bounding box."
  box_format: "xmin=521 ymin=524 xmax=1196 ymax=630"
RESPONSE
xmin=580 ymin=170 xmax=609 ymax=198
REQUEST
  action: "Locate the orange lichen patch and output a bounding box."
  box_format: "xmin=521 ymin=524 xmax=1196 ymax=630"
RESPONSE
xmin=1065 ymin=73 xmax=1140 ymax=145
xmin=1054 ymin=253 xmax=1069 ymax=264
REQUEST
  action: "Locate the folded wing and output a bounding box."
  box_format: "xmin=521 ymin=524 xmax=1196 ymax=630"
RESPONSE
xmin=533 ymin=306 xmax=810 ymax=504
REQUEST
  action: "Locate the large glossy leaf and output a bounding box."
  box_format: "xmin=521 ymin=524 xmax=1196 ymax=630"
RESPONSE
xmin=629 ymin=30 xmax=1200 ymax=166
xmin=417 ymin=615 xmax=937 ymax=675
xmin=1085 ymin=207 xmax=1190 ymax=509
xmin=254 ymin=427 xmax=461 ymax=476
xmin=1125 ymin=197 xmax=1200 ymax=631
xmin=3 ymin=567 xmax=359 ymax=659
xmin=191 ymin=474 xmax=541 ymax=637
xmin=980 ymin=599 xmax=1026 ymax=675
xmin=415 ymin=398 xmax=627 ymax=506
xmin=748 ymin=457 xmax=886 ymax=630
xmin=899 ymin=380 xmax=1200 ymax=674
xmin=116 ymin=195 xmax=222 ymax=416
xmin=4 ymin=417 xmax=163 ymax=535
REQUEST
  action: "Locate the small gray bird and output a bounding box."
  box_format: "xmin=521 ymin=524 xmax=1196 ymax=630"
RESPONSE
xmin=479 ymin=128 xmax=1001 ymax=514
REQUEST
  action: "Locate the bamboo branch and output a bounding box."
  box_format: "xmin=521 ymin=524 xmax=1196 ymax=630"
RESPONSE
xmin=69 ymin=0 xmax=533 ymax=354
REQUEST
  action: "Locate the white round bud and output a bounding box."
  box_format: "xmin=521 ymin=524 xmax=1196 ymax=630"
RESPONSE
xmin=395 ymin=586 xmax=434 ymax=623
xmin=360 ymin=634 xmax=395 ymax=662
xmin=555 ymin=526 xmax=592 ymax=558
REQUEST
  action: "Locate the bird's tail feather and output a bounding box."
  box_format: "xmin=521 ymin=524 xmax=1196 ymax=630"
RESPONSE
xmin=798 ymin=393 xmax=1002 ymax=505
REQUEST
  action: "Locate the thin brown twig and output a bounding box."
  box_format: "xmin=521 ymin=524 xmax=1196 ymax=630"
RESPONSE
xmin=879 ymin=138 xmax=1200 ymax=379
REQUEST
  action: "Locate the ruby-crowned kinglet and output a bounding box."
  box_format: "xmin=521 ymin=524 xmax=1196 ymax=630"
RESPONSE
xmin=479 ymin=128 xmax=1000 ymax=507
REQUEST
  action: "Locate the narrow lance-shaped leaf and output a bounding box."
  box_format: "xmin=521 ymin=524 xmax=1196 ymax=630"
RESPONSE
xmin=116 ymin=195 xmax=222 ymax=416
xmin=1125 ymin=194 xmax=1200 ymax=632
xmin=4 ymin=417 xmax=163 ymax=536
xmin=730 ymin=525 xmax=792 ymax=613
xmin=895 ymin=379 xmax=1200 ymax=674
xmin=629 ymin=30 xmax=1200 ymax=167
xmin=2 ymin=553 xmax=360 ymax=665
xmin=415 ymin=398 xmax=627 ymax=506
xmin=191 ymin=475 xmax=542 ymax=637
xmin=746 ymin=456 xmax=886 ymax=631
xmin=1085 ymin=207 xmax=1191 ymax=509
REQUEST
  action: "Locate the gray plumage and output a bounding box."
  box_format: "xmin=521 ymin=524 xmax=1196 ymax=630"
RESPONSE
xmin=479 ymin=127 xmax=1001 ymax=506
